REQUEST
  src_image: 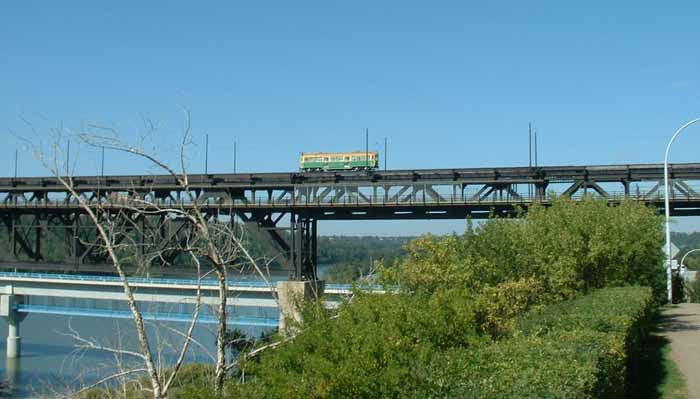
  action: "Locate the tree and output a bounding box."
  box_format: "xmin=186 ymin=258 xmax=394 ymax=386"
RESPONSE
xmin=26 ymin=112 xmax=275 ymax=397
xmin=382 ymin=197 xmax=666 ymax=302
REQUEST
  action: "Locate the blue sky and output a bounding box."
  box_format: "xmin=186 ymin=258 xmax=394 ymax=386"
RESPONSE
xmin=2 ymin=2 xmax=700 ymax=234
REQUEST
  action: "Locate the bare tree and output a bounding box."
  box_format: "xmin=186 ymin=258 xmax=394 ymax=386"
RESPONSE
xmin=25 ymin=112 xmax=276 ymax=397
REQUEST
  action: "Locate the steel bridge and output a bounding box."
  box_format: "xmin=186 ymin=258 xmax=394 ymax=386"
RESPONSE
xmin=2 ymin=162 xmax=700 ymax=279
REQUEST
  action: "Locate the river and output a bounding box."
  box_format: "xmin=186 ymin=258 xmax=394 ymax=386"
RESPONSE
xmin=0 ymin=310 xmax=276 ymax=398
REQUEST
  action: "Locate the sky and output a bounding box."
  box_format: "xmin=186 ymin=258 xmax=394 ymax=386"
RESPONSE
xmin=1 ymin=2 xmax=700 ymax=235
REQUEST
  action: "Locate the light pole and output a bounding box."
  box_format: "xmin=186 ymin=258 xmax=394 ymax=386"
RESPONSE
xmin=680 ymin=248 xmax=700 ymax=272
xmin=384 ymin=136 xmax=387 ymax=170
xmin=664 ymin=117 xmax=700 ymax=302
xmin=234 ymin=140 xmax=237 ymax=173
xmin=101 ymin=146 xmax=105 ymax=177
xmin=204 ymin=134 xmax=209 ymax=175
xmin=365 ymin=128 xmax=369 ymax=169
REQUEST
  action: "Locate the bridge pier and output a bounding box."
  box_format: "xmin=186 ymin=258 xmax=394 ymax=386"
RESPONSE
xmin=0 ymin=295 xmax=26 ymax=358
xmin=277 ymin=280 xmax=325 ymax=335
xmin=7 ymin=316 xmax=20 ymax=358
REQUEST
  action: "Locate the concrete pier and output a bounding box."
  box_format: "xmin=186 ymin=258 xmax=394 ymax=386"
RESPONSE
xmin=6 ymin=318 xmax=20 ymax=358
xmin=277 ymin=280 xmax=325 ymax=335
xmin=1 ymin=295 xmax=26 ymax=358
xmin=5 ymin=357 xmax=19 ymax=388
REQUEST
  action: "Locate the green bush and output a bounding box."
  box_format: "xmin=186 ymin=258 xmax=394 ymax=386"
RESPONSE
xmin=232 ymin=287 xmax=654 ymax=398
xmin=233 ymin=291 xmax=491 ymax=398
xmin=381 ymin=197 xmax=666 ymax=303
xmin=472 ymin=277 xmax=547 ymax=338
xmin=422 ymin=332 xmax=608 ymax=398
xmin=76 ymin=364 xmax=217 ymax=399
xmin=686 ymin=275 xmax=700 ymax=303
xmin=422 ymin=286 xmax=654 ymax=398
xmin=229 ymin=198 xmax=663 ymax=398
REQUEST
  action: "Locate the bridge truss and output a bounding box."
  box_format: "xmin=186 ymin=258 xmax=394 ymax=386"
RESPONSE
xmin=2 ymin=163 xmax=700 ymax=278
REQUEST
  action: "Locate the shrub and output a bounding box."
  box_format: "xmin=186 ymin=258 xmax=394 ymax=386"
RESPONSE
xmin=686 ymin=275 xmax=700 ymax=303
xmin=381 ymin=197 xmax=666 ymax=303
xmin=77 ymin=364 xmax=218 ymax=399
xmin=231 ymin=198 xmax=664 ymax=398
xmin=423 ymin=332 xmax=608 ymax=399
xmin=233 ymin=291 xmax=491 ymax=398
xmin=472 ymin=277 xmax=547 ymax=338
xmin=233 ymin=287 xmax=654 ymax=398
xmin=422 ymin=286 xmax=655 ymax=398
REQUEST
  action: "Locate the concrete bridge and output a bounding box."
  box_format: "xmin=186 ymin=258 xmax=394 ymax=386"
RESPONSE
xmin=0 ymin=271 xmax=356 ymax=358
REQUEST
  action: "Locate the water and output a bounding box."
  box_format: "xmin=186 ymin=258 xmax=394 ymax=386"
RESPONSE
xmin=0 ymin=313 xmax=264 ymax=398
xmin=0 ymin=264 xmax=334 ymax=398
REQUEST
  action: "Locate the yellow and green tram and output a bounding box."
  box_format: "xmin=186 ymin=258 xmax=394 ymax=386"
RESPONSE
xmin=300 ymin=151 xmax=379 ymax=171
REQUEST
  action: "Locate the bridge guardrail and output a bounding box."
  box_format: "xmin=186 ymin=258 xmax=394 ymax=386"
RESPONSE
xmin=0 ymin=271 xmax=355 ymax=292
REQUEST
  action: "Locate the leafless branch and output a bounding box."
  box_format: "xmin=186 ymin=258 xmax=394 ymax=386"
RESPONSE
xmin=65 ymin=368 xmax=149 ymax=399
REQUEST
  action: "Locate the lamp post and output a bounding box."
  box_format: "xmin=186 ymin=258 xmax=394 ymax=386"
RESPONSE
xmin=680 ymin=248 xmax=700 ymax=272
xmin=664 ymin=117 xmax=700 ymax=303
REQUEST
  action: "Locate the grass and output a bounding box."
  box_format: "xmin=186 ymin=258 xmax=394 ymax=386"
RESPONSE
xmin=634 ymin=310 xmax=688 ymax=399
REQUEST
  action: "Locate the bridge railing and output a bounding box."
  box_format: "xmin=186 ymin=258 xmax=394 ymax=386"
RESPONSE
xmin=0 ymin=271 xmax=355 ymax=292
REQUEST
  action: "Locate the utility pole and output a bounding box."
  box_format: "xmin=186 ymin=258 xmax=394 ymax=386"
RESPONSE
xmin=528 ymin=123 xmax=532 ymax=198
xmin=384 ymin=136 xmax=387 ymax=170
xmin=234 ymin=140 xmax=237 ymax=173
xmin=204 ymin=134 xmax=209 ymax=174
xmin=101 ymin=146 xmax=105 ymax=177
xmin=534 ymin=130 xmax=538 ymax=167
xmin=14 ymin=149 xmax=18 ymax=178
xmin=66 ymin=139 xmax=70 ymax=175
xmin=528 ymin=123 xmax=532 ymax=168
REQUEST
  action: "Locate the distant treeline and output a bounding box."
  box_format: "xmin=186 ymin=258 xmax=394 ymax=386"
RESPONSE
xmin=318 ymin=236 xmax=412 ymax=282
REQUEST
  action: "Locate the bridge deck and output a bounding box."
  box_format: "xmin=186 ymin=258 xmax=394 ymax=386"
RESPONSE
xmin=2 ymin=162 xmax=700 ymax=220
xmin=2 ymin=162 xmax=700 ymax=191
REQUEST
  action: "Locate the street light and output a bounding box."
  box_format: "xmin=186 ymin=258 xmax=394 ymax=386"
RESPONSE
xmin=679 ymin=248 xmax=700 ymax=272
xmin=664 ymin=117 xmax=700 ymax=302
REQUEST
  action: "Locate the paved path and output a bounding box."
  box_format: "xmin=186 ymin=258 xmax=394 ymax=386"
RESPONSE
xmin=660 ymin=303 xmax=700 ymax=399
